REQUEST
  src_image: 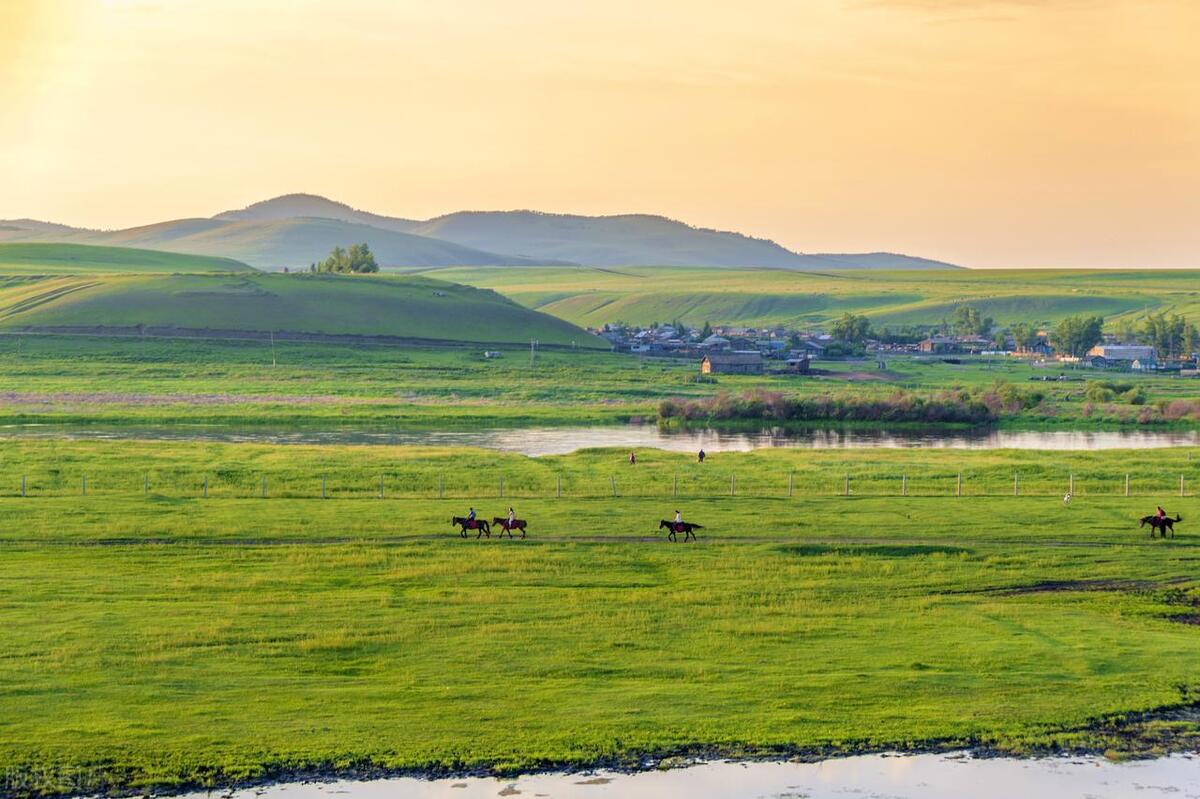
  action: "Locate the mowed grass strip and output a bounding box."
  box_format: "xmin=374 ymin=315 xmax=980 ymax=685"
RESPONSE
xmin=0 ymin=442 xmax=1197 ymax=795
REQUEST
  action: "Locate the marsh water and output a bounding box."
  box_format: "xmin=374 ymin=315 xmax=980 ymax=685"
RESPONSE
xmin=180 ymin=753 xmax=1200 ymax=799
xmin=2 ymin=423 xmax=1197 ymax=456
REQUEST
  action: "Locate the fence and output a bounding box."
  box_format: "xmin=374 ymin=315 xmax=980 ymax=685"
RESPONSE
xmin=0 ymin=469 xmax=1193 ymax=500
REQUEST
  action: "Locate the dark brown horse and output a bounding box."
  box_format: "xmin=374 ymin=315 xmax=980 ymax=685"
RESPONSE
xmin=659 ymin=519 xmax=702 ymax=542
xmin=492 ymin=517 xmax=528 ymax=539
xmin=452 ymin=516 xmax=490 ymax=539
xmin=1139 ymin=514 xmax=1181 ymax=538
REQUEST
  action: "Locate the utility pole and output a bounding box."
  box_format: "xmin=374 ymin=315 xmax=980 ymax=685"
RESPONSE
xmin=530 ymin=339 xmax=538 ymax=368
xmin=270 ymin=331 xmax=276 ymax=368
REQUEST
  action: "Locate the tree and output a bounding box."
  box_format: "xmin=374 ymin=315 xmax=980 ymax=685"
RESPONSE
xmin=830 ymin=312 xmax=871 ymax=344
xmin=952 ymin=305 xmax=992 ymax=337
xmin=318 ymin=243 xmax=379 ymax=273
xmin=1050 ymin=315 xmax=1104 ymax=358
xmin=700 ymin=321 xmax=713 ymax=339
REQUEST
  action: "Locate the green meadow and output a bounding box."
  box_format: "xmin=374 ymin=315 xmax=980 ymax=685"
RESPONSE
xmin=0 ymin=440 xmax=1198 ymax=796
xmin=420 ymin=265 xmax=1200 ymax=328
xmin=0 ymin=243 xmax=253 ymax=275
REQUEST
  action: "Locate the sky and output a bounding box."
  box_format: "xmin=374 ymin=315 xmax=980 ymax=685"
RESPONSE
xmin=1 ymin=0 xmax=1198 ymax=268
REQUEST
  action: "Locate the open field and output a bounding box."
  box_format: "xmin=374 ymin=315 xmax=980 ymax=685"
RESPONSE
xmin=0 ymin=335 xmax=1195 ymax=428
xmin=418 ymin=266 xmax=1200 ymax=329
xmin=0 ymin=243 xmax=253 ymax=275
xmin=0 ymin=274 xmax=602 ymax=348
xmin=0 ymin=441 xmax=1197 ymax=796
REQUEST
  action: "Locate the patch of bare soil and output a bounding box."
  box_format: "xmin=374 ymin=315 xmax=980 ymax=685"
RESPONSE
xmin=0 ymin=391 xmax=389 ymax=407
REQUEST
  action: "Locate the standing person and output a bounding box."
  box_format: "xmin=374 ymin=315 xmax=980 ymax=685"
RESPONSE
xmin=629 ymin=451 xmax=637 ymax=465
xmin=697 ymin=448 xmax=706 ymax=463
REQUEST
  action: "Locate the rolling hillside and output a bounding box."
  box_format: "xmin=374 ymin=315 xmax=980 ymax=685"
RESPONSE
xmin=0 ymin=243 xmax=253 ymax=274
xmin=421 ymin=265 xmax=1192 ymax=329
xmin=0 ymin=273 xmax=606 ymax=347
xmin=1 ymin=194 xmax=963 ymax=270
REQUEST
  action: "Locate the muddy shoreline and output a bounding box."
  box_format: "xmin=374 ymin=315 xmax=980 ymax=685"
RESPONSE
xmin=7 ymin=700 xmax=1199 ymax=799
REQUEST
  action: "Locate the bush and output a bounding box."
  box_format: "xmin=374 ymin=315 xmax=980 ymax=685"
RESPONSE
xmin=656 ymin=389 xmax=997 ymax=425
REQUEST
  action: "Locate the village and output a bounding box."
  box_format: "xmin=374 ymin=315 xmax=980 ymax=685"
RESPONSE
xmin=589 ymin=311 xmax=1200 ymax=377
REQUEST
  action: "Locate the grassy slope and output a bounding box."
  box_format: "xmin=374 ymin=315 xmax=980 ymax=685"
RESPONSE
xmin=0 ymin=440 xmax=1197 ymax=795
xmin=0 ymin=273 xmax=604 ymax=347
xmin=0 ymin=243 xmax=253 ymax=274
xmin=419 ymin=266 xmax=1200 ymax=328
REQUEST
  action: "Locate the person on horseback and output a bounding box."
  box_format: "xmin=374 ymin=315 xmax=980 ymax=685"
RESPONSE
xmin=1156 ymin=505 xmax=1167 ymax=519
xmin=507 ymin=506 xmax=515 ymax=526
xmin=467 ymin=507 xmax=477 ymax=527
xmin=674 ymin=509 xmax=683 ymax=533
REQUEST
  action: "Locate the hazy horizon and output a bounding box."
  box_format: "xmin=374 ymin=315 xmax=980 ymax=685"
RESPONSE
xmin=3 ymin=0 xmax=1198 ymax=269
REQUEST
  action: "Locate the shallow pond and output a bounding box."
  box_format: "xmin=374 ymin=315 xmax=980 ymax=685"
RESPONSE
xmin=3 ymin=423 xmax=1198 ymax=456
xmin=183 ymin=753 xmax=1200 ymax=799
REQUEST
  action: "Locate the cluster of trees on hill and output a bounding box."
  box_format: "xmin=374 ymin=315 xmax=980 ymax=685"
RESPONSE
xmin=1112 ymin=312 xmax=1199 ymax=359
xmin=309 ymin=243 xmax=379 ymax=273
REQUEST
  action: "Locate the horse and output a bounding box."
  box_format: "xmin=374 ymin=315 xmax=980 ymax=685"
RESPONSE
xmin=451 ymin=516 xmax=490 ymax=539
xmin=1139 ymin=514 xmax=1181 ymax=538
xmin=492 ymin=517 xmax=528 ymax=539
xmin=659 ymin=519 xmax=702 ymax=543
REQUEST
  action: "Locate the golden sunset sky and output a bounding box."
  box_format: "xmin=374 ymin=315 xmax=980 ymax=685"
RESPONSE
xmin=2 ymin=0 xmax=1197 ymax=267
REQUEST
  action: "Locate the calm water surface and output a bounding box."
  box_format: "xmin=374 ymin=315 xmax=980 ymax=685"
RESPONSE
xmin=180 ymin=754 xmax=1200 ymax=799
xmin=2 ymin=424 xmax=1197 ymax=456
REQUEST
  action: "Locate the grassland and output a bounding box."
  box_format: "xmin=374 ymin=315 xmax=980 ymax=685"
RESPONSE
xmin=0 ymin=334 xmax=1195 ymax=429
xmin=418 ymin=266 xmax=1200 ymax=329
xmin=0 ymin=273 xmax=602 ymax=348
xmin=0 ymin=440 xmax=1197 ymax=797
xmin=0 ymin=243 xmax=253 ymax=275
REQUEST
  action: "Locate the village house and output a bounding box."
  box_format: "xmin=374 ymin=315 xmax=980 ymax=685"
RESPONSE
xmin=700 ymin=352 xmax=764 ymax=375
xmin=1085 ymin=344 xmax=1156 ymax=369
xmin=918 ymin=336 xmax=962 ymax=354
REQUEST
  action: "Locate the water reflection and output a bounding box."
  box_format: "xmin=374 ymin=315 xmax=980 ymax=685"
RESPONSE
xmin=182 ymin=753 xmax=1200 ymax=799
xmin=0 ymin=423 xmax=1197 ymax=457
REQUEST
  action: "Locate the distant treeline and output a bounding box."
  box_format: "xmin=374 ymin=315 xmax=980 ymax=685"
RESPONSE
xmin=658 ymin=389 xmax=1000 ymax=425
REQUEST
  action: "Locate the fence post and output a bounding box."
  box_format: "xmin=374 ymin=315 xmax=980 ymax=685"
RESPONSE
xmin=557 ymin=475 xmax=562 ymax=498
xmin=673 ymin=473 xmax=678 ymax=498
xmin=439 ymin=476 xmax=444 ymax=499
xmin=610 ymin=475 xmax=617 ymax=497
xmin=203 ymin=476 xmax=207 ymax=499
xmin=1014 ymin=474 xmax=1019 ymax=496
xmin=731 ymin=474 xmax=736 ymax=496
xmin=262 ymin=476 xmax=267 ymax=498
xmin=844 ymin=474 xmax=850 ymax=497
xmin=902 ymin=473 xmax=907 ymax=497
xmin=1182 ymin=475 xmax=1186 ymax=497
xmin=1125 ymin=473 xmax=1130 ymax=497
xmin=20 ymin=475 xmax=25 ymax=497
xmin=956 ymin=473 xmax=961 ymax=497
xmin=788 ymin=472 xmax=793 ymax=498
xmin=1069 ymin=473 xmax=1074 ymax=495
xmin=144 ymin=474 xmax=148 ymax=495
xmin=378 ymin=475 xmax=384 ymax=499
xmin=321 ymin=475 xmax=326 ymax=499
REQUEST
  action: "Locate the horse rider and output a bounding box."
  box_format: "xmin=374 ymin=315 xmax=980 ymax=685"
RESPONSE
xmin=674 ymin=509 xmax=684 ymax=533
xmin=1156 ymin=505 xmax=1167 ymax=520
xmin=506 ymin=506 xmax=516 ymax=527
xmin=467 ymin=507 xmax=477 ymax=527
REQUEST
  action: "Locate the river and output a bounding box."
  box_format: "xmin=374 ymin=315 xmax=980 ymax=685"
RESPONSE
xmin=179 ymin=753 xmax=1199 ymax=799
xmin=1 ymin=423 xmax=1197 ymax=456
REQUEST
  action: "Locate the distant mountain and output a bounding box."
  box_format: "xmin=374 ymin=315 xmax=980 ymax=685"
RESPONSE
xmin=0 ymin=194 xmax=964 ymax=270
xmin=410 ymin=210 xmax=827 ymax=269
xmin=215 ymin=193 xmax=419 ymax=234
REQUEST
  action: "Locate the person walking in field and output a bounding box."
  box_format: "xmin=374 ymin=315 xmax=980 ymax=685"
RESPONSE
xmin=697 ymin=449 xmax=706 ymax=463
xmin=629 ymin=451 xmax=637 ymax=465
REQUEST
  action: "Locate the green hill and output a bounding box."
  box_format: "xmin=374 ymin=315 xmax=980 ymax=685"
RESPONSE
xmin=0 ymin=273 xmax=606 ymax=347
xmin=0 ymin=243 xmax=253 ymax=274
